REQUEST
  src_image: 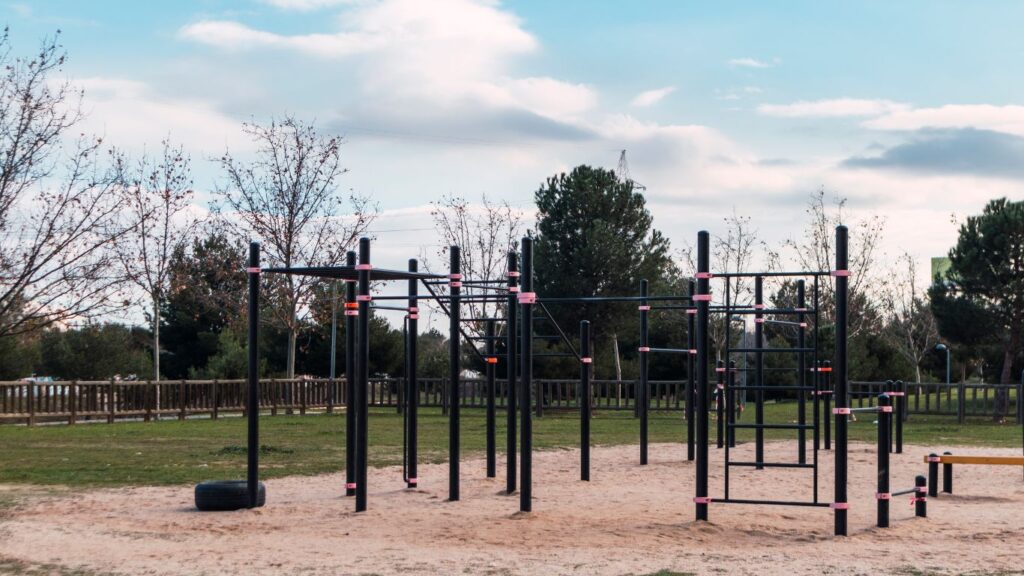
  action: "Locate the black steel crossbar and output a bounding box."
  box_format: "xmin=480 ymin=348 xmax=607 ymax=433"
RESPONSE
xmin=728 ymin=347 xmax=816 ymax=353
xmin=724 ymin=308 xmax=818 ymax=315
xmin=711 ymin=271 xmax=831 ymax=278
xmin=727 ymin=461 xmax=815 ymax=469
xmin=892 ymin=487 xmax=918 ymax=497
xmin=713 ymin=498 xmax=830 ymax=508
xmin=727 ymin=385 xmax=815 ymax=391
xmin=647 ymin=347 xmax=693 ymax=354
xmin=728 ymin=423 xmax=815 ymax=431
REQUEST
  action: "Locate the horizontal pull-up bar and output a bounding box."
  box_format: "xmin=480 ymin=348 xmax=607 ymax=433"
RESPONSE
xmin=537 ymin=295 xmax=692 ymax=304
xmin=728 ymin=347 xmax=817 ymax=353
xmin=710 ymin=271 xmax=831 ymax=278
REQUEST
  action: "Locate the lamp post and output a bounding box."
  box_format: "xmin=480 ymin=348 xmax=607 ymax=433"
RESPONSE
xmin=936 ymin=343 xmax=960 ymax=423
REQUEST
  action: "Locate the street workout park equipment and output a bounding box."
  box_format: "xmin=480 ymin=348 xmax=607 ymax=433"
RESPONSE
xmin=193 ymin=225 xmax=1021 ymax=538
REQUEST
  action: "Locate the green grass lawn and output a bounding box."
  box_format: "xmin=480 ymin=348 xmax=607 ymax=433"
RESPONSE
xmin=0 ymin=402 xmax=1019 ymax=488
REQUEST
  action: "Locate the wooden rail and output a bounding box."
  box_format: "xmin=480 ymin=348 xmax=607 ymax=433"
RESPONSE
xmin=924 ymin=454 xmax=1024 ymax=466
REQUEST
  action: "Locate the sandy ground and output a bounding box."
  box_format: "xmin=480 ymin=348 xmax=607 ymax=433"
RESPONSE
xmin=1 ymin=441 xmax=1023 ymax=576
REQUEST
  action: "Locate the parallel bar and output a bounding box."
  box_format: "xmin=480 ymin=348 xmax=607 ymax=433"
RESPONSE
xmin=728 ymin=423 xmax=814 ymax=430
xmin=727 ymin=461 xmax=816 ymax=469
xmin=713 ymin=498 xmax=831 ymax=508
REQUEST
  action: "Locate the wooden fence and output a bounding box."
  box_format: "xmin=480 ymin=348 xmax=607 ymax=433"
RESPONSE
xmin=1 ymin=377 xmax=1021 ymax=426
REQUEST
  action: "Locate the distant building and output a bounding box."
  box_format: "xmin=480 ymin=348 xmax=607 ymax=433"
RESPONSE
xmin=931 ymin=256 xmax=951 ymax=282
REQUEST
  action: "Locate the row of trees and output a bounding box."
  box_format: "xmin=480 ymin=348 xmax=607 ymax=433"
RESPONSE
xmin=0 ymin=30 xmax=1020 ymax=420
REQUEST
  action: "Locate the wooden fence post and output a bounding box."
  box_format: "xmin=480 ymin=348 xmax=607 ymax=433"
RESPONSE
xmin=27 ymin=381 xmax=35 ymax=426
xmin=212 ymin=379 xmax=219 ymax=420
xmin=69 ymin=380 xmax=77 ymax=425
xmin=300 ymin=379 xmax=307 ymax=415
xmin=179 ymin=379 xmax=187 ymax=421
xmin=107 ymin=379 xmax=115 ymax=424
xmin=270 ymin=378 xmax=277 ymax=416
xmin=144 ymin=381 xmax=152 ymax=422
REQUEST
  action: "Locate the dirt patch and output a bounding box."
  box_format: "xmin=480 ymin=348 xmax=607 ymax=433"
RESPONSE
xmin=0 ymin=442 xmax=1021 ymax=575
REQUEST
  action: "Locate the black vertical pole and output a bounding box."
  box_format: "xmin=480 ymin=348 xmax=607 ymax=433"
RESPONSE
xmin=486 ymin=319 xmax=496 ymax=478
xmin=798 ymin=280 xmax=807 ymax=465
xmin=449 ymin=246 xmax=461 ymax=501
xmin=695 ymin=231 xmax=711 ymax=521
xmin=824 ymin=360 xmax=832 ymax=450
xmin=581 ymin=320 xmax=592 ymax=481
xmin=942 ymin=451 xmax=953 ymax=494
xmin=506 ymin=251 xmax=519 ymax=494
xmin=686 ymin=280 xmax=696 ymax=461
xmin=406 ymin=259 xmax=419 ymax=489
xmin=877 ymin=393 xmax=891 ymax=528
xmin=895 ymin=380 xmax=904 ymax=454
xmin=755 ymin=275 xmax=764 ymax=469
xmin=887 ymin=380 xmax=895 ymax=454
xmin=639 ymin=279 xmax=649 ymax=465
xmin=728 ymin=360 xmax=737 ymax=448
xmin=344 ymin=251 xmax=357 ymax=496
xmin=813 ymin=360 xmax=821 ymax=452
xmin=355 ymin=238 xmax=370 ymax=512
xmin=520 ymin=237 xmax=534 ymax=512
xmin=928 ymin=453 xmax=939 ymax=497
xmin=246 ymin=242 xmax=261 ymax=508
xmin=834 ymin=225 xmax=849 ymax=536
xmin=915 ymin=475 xmax=928 ymax=517
xmin=716 ymin=360 xmax=724 ymax=449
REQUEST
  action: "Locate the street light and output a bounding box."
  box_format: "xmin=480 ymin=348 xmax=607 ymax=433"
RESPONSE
xmin=936 ymin=343 xmax=962 ymax=423
xmin=935 ymin=343 xmax=951 ymax=385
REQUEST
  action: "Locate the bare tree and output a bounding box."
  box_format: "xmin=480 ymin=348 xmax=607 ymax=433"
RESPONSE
xmin=881 ymin=253 xmax=939 ymax=383
xmin=0 ymin=30 xmax=130 ymax=338
xmin=215 ymin=116 xmax=376 ymax=378
xmin=114 ymin=140 xmax=199 ymax=381
xmin=427 ymin=193 xmax=523 ymax=338
xmin=785 ymin=189 xmax=886 ymax=336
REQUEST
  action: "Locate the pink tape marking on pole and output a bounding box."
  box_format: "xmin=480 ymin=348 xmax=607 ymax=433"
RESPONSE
xmin=450 ymin=281 xmax=462 ymax=288
xmin=875 ymin=492 xmax=892 ymax=500
xmin=581 ymin=357 xmax=593 ymax=364
xmin=831 ymin=269 xmax=851 ymax=277
xmin=888 ymin=391 xmax=905 ymax=397
xmin=356 ymin=294 xmax=372 ymax=302
xmin=344 ymin=310 xmax=359 ymax=316
xmin=345 ymin=483 xmax=357 ymax=489
xmin=408 ymin=307 xmax=419 ymax=313
xmin=753 ymin=304 xmax=766 ymax=309
xmin=693 ymin=496 xmax=712 ymax=504
xmin=355 ymin=264 xmax=372 ymax=271
xmin=799 ymin=322 xmax=808 ymax=328
xmin=638 ymin=305 xmax=651 ymax=311
xmin=832 ymin=407 xmax=851 ymax=415
xmin=508 ymin=286 xmax=521 ymax=293
xmin=880 ymin=406 xmax=893 ymax=413
xmin=245 ymin=267 xmax=261 ymax=274
xmin=927 ymin=456 xmax=942 ymax=463
xmin=794 ymin=307 xmax=808 ymax=312
xmin=754 ymin=318 xmax=765 ymax=324
xmin=716 ymin=384 xmax=724 ymax=390
xmin=638 ymin=346 xmax=650 ymax=352
xmin=518 ymin=292 xmax=537 ymax=304
xmin=692 ymin=294 xmax=712 ymax=302
xmin=911 ymin=497 xmax=926 ymax=506
xmin=507 ymin=271 xmax=520 ymax=278
xmin=407 ymin=478 xmax=417 ymax=485
xmin=715 ymin=367 xmax=726 ymax=373
xmin=916 ymin=486 xmax=927 ymax=494
xmin=696 ymin=272 xmax=714 ymax=279
xmin=829 ymin=502 xmax=849 ymax=510
xmin=408 ymin=314 xmax=418 ymax=320
xmin=449 ymin=273 xmax=462 ymax=280
xmin=686 ymin=308 xmax=697 ymax=315
xmin=689 ymin=349 xmax=698 ymax=355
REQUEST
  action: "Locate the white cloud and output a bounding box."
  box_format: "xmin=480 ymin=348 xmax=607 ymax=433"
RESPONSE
xmin=863 ymin=104 xmax=1024 ymax=136
xmin=728 ymin=57 xmax=779 ymax=69
xmin=74 ymin=76 xmax=249 ymax=158
xmin=630 ymin=86 xmax=675 ymax=107
xmin=758 ymin=98 xmax=909 ymax=118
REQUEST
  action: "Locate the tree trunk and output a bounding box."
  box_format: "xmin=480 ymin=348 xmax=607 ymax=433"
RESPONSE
xmin=995 ymin=328 xmax=1020 ymax=422
xmin=915 ymin=364 xmax=921 ymax=384
xmin=612 ymin=334 xmax=623 ymax=408
xmin=153 ymin=297 xmax=161 ymax=381
xmin=287 ymin=327 xmax=297 ymax=379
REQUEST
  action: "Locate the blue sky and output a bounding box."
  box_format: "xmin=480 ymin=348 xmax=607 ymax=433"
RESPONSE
xmin=7 ymin=0 xmax=1024 ymax=272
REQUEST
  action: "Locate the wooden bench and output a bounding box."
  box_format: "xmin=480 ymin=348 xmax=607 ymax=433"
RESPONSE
xmin=924 ymin=452 xmax=1024 ymax=496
